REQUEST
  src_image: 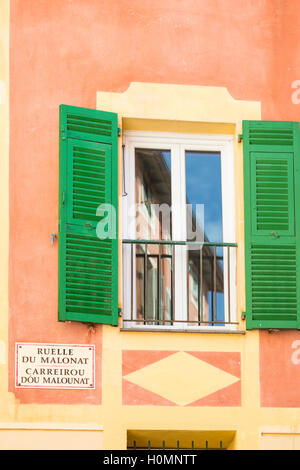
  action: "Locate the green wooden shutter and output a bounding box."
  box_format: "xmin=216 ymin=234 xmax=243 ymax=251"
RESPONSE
xmin=243 ymin=120 xmax=300 ymax=329
xmin=58 ymin=105 xmax=118 ymax=325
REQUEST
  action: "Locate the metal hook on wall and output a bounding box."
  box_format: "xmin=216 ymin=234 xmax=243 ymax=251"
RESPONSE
xmin=51 ymin=233 xmax=57 ymax=246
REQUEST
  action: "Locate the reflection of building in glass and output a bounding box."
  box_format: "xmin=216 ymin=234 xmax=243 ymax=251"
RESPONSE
xmin=135 ymin=148 xmax=224 ymax=326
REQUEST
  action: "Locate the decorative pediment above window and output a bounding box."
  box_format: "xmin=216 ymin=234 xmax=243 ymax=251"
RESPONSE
xmin=97 ymin=82 xmax=261 ymax=125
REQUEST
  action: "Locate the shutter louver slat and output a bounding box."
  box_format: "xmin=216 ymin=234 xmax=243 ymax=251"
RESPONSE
xmin=70 ymin=139 xmax=109 ymax=223
xmin=251 ymin=152 xmax=294 ymax=236
xmin=251 ymin=245 xmax=297 ymax=322
xmin=248 ymin=122 xmax=294 ymax=146
xmin=67 ymin=114 xmax=113 ymax=137
xmin=65 ymin=233 xmax=113 ymax=321
xmin=64 ymin=108 xmax=114 ymax=144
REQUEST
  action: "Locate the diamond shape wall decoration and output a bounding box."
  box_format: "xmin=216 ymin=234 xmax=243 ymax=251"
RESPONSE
xmin=122 ymin=350 xmax=241 ymax=406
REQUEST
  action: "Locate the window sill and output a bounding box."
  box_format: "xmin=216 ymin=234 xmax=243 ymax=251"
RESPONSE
xmin=120 ymin=325 xmax=245 ymax=335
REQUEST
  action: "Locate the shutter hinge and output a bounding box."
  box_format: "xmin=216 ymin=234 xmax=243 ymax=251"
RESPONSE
xmin=118 ymin=127 xmax=122 ymax=137
xmin=241 ymin=312 xmax=246 ymax=321
xmin=238 ymin=134 xmax=243 ymax=143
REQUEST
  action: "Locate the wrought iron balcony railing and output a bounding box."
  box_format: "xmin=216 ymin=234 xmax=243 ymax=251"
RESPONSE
xmin=122 ymin=239 xmax=238 ymax=329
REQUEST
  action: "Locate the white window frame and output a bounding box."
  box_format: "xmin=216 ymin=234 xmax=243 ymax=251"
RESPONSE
xmin=122 ymin=130 xmax=236 ymax=331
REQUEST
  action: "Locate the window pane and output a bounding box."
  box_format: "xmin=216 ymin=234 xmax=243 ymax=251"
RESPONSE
xmin=185 ymin=151 xmax=223 ymax=243
xmin=185 ymin=152 xmax=224 ymax=325
xmin=135 ymin=149 xmax=171 ymax=241
xmin=159 ymin=256 xmax=173 ymax=324
xmin=136 ymin=250 xmax=144 ymax=322
xmin=135 ymin=149 xmax=172 ymax=324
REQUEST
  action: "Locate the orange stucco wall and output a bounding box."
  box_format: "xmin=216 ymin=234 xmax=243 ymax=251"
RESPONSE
xmin=9 ymin=0 xmax=300 ymax=405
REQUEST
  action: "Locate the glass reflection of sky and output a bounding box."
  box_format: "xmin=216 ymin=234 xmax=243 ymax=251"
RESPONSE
xmin=185 ymin=151 xmax=223 ymax=243
xmin=186 ymin=151 xmax=224 ymax=324
xmin=162 ymin=151 xmax=171 ymax=170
